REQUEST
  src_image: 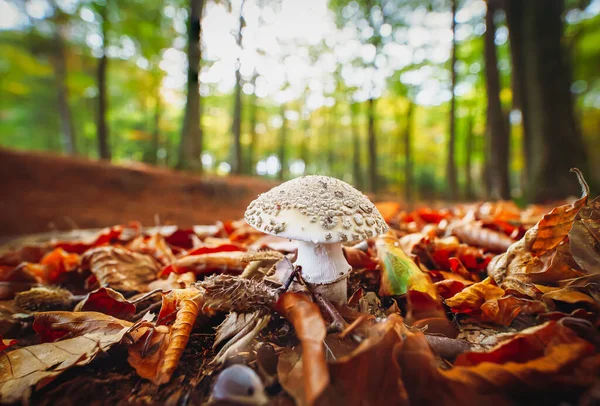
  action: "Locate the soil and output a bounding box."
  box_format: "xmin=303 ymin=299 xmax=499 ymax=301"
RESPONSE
xmin=0 ymin=148 xmax=275 ymax=238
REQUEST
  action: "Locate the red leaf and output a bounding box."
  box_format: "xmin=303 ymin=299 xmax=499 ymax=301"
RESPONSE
xmin=75 ymin=287 xmax=136 ymax=319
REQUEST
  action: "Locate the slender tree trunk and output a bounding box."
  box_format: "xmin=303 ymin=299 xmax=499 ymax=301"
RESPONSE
xmin=178 ymin=0 xmax=205 ymax=170
xmin=96 ymin=4 xmax=110 ymax=160
xmin=151 ymin=89 xmax=161 ymax=165
xmin=505 ymin=0 xmax=587 ymax=202
xmin=464 ymin=113 xmax=474 ymax=200
xmin=52 ymin=22 xmax=76 ymax=155
xmin=484 ymin=0 xmax=510 ymax=200
xmin=367 ymin=97 xmax=377 ymax=193
xmin=231 ymin=0 xmax=245 ymax=175
xmin=446 ymin=0 xmax=458 ymax=199
xmin=505 ymin=0 xmax=528 ymax=191
xmin=278 ymin=104 xmax=287 ymax=181
xmin=351 ymin=102 xmax=361 ymax=189
xmin=404 ymin=100 xmax=414 ymax=204
xmin=246 ymin=74 xmax=258 ymax=175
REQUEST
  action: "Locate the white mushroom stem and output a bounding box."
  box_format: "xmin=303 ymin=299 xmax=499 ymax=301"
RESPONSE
xmin=294 ymin=241 xmax=350 ymax=304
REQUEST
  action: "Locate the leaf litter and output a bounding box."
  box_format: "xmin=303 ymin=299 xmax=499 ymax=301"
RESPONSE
xmin=0 ymin=170 xmax=598 ymax=405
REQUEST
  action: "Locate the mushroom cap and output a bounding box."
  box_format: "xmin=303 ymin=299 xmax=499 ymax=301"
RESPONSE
xmin=244 ymin=175 xmax=389 ymax=244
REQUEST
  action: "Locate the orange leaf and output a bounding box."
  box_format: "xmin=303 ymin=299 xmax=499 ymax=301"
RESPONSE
xmin=480 ymin=295 xmax=547 ymax=326
xmin=445 ymin=277 xmax=504 ymax=314
xmin=275 ymin=293 xmax=329 ymax=406
xmin=374 ymin=202 xmax=401 ymax=223
xmin=0 ymin=335 xmax=16 ymax=353
xmin=159 ymin=251 xmax=248 ymax=277
xmin=128 ymin=288 xmax=201 ymax=385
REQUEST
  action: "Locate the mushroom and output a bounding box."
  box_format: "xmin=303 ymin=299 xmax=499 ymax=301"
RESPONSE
xmin=244 ymin=175 xmax=388 ymax=304
xmin=211 ymin=364 xmax=268 ymax=405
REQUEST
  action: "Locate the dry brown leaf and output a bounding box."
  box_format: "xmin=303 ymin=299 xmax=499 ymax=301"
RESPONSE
xmin=1 ymin=314 xmax=132 ymax=404
xmin=315 ymin=314 xmax=409 ymax=406
xmin=480 ymin=296 xmax=547 ymax=326
xmin=33 ymin=311 xmax=133 ymax=343
xmin=128 ymin=288 xmax=201 ymax=385
xmin=569 ymin=195 xmax=600 ymax=274
xmin=450 ymin=222 xmax=515 ymax=253
xmin=542 ymin=287 xmax=598 ymax=307
xmin=82 ymin=246 xmax=159 ymax=293
xmin=397 ymin=329 xmax=598 ymax=406
xmin=489 ymin=171 xmax=588 ymax=284
xmin=274 ymin=292 xmax=329 ymax=406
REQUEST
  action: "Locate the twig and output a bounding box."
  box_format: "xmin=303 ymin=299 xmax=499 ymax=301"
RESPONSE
xmin=314 ymin=292 xmax=348 ymax=333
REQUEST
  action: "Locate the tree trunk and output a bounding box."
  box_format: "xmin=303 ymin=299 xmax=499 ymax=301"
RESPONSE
xmin=278 ymin=104 xmax=287 ymax=181
xmin=151 ymin=90 xmax=161 ymax=165
xmin=404 ymin=100 xmax=414 ymax=204
xmin=464 ymin=113 xmax=474 ymax=200
xmin=484 ymin=0 xmax=510 ymax=200
xmin=351 ymin=102 xmax=361 ymax=189
xmin=231 ymin=0 xmax=245 ymax=175
xmin=178 ymin=0 xmax=205 ymax=171
xmin=367 ymin=97 xmax=378 ymax=193
xmin=446 ymin=0 xmax=458 ymax=200
xmin=96 ymin=4 xmax=110 ymax=160
xmin=246 ymin=74 xmax=258 ymax=175
xmin=52 ymin=22 xmax=76 ymax=155
xmin=505 ymin=0 xmax=588 ymax=202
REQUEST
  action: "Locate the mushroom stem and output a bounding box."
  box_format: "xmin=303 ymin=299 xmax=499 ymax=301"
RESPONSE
xmin=294 ymin=241 xmax=350 ymax=304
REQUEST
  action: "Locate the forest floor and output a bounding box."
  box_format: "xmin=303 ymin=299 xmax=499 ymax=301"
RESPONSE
xmin=0 ymin=148 xmax=275 ymax=238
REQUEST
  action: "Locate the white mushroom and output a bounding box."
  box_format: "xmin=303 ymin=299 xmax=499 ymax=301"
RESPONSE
xmin=211 ymin=364 xmax=268 ymax=405
xmin=244 ymin=175 xmax=388 ymax=304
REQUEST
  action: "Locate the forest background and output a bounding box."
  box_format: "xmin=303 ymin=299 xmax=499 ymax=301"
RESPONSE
xmin=1 ymin=0 xmax=599 ymax=204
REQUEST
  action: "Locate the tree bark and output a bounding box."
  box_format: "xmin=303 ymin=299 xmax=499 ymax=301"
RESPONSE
xmin=351 ymin=102 xmax=361 ymax=189
xmin=52 ymin=19 xmax=76 ymax=155
xmin=178 ymin=0 xmax=205 ymax=171
xmin=464 ymin=113 xmax=474 ymax=200
xmin=367 ymin=97 xmax=378 ymax=193
xmin=484 ymin=0 xmax=510 ymax=200
xmin=505 ymin=0 xmax=588 ymax=202
xmin=96 ymin=3 xmax=110 ymax=160
xmin=404 ymin=100 xmax=414 ymax=204
xmin=446 ymin=0 xmax=458 ymax=200
xmin=278 ymin=104 xmax=287 ymax=181
xmin=231 ymin=0 xmax=245 ymax=175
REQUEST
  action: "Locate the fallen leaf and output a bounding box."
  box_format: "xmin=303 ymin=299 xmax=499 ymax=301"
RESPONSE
xmin=375 ymin=233 xmax=438 ymax=300
xmin=1 ymin=314 xmax=132 ymax=404
xmin=128 ymin=288 xmax=201 ymax=385
xmin=0 ymin=335 xmax=16 ymax=353
xmin=542 ymin=287 xmax=598 ymax=307
xmin=74 ymin=287 xmax=137 ymax=319
xmin=82 ymin=246 xmax=159 ymax=293
xmin=315 ymin=314 xmax=409 ymax=406
xmin=147 ymin=271 xmax=196 ymax=291
xmin=397 ymin=329 xmax=598 ymax=405
xmin=569 ymin=195 xmax=600 ymax=274
xmin=374 ymin=202 xmax=402 ymax=223
xmin=480 ymin=295 xmax=547 ymax=326
xmin=489 ymin=170 xmax=588 ymax=284
xmin=185 ymin=242 xmax=246 ymax=257
xmin=159 ymin=251 xmax=248 ymax=277
xmin=274 ymin=292 xmax=328 ymax=406
xmin=33 ymin=311 xmax=133 ymax=343
xmin=53 ymin=225 xmax=126 ymax=254
xmin=128 ymin=233 xmax=177 ymax=266
xmin=445 ymin=277 xmax=504 ymax=314
xmin=450 ymin=222 xmax=514 ymax=253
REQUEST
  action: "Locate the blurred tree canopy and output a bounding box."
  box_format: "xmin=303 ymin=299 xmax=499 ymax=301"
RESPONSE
xmin=0 ymin=0 xmax=599 ymax=202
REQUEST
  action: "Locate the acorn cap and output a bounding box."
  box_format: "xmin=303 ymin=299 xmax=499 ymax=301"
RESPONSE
xmin=244 ymin=175 xmax=388 ymax=244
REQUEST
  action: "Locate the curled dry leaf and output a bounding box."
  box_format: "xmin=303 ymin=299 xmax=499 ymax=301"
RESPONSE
xmin=52 ymin=224 xmax=126 ymax=254
xmin=147 ymin=271 xmax=196 ymax=291
xmin=74 ymin=287 xmax=137 ymax=319
xmin=480 ymin=295 xmax=547 ymax=326
xmin=82 ymin=246 xmax=158 ymax=293
xmin=128 ymin=288 xmax=201 ymax=385
xmin=274 ymin=292 xmax=329 ymax=406
xmin=489 ymin=170 xmax=588 ymax=284
xmin=450 ymin=222 xmax=515 ymax=253
xmin=1 ymin=313 xmax=132 ymax=404
xmin=127 ymin=233 xmax=177 ymax=266
xmin=569 ymin=195 xmax=600 ymax=274
xmin=159 ymin=251 xmax=248 ymax=278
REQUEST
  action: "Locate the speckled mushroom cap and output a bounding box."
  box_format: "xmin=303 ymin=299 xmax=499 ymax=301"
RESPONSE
xmin=244 ymin=175 xmax=389 ymax=243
